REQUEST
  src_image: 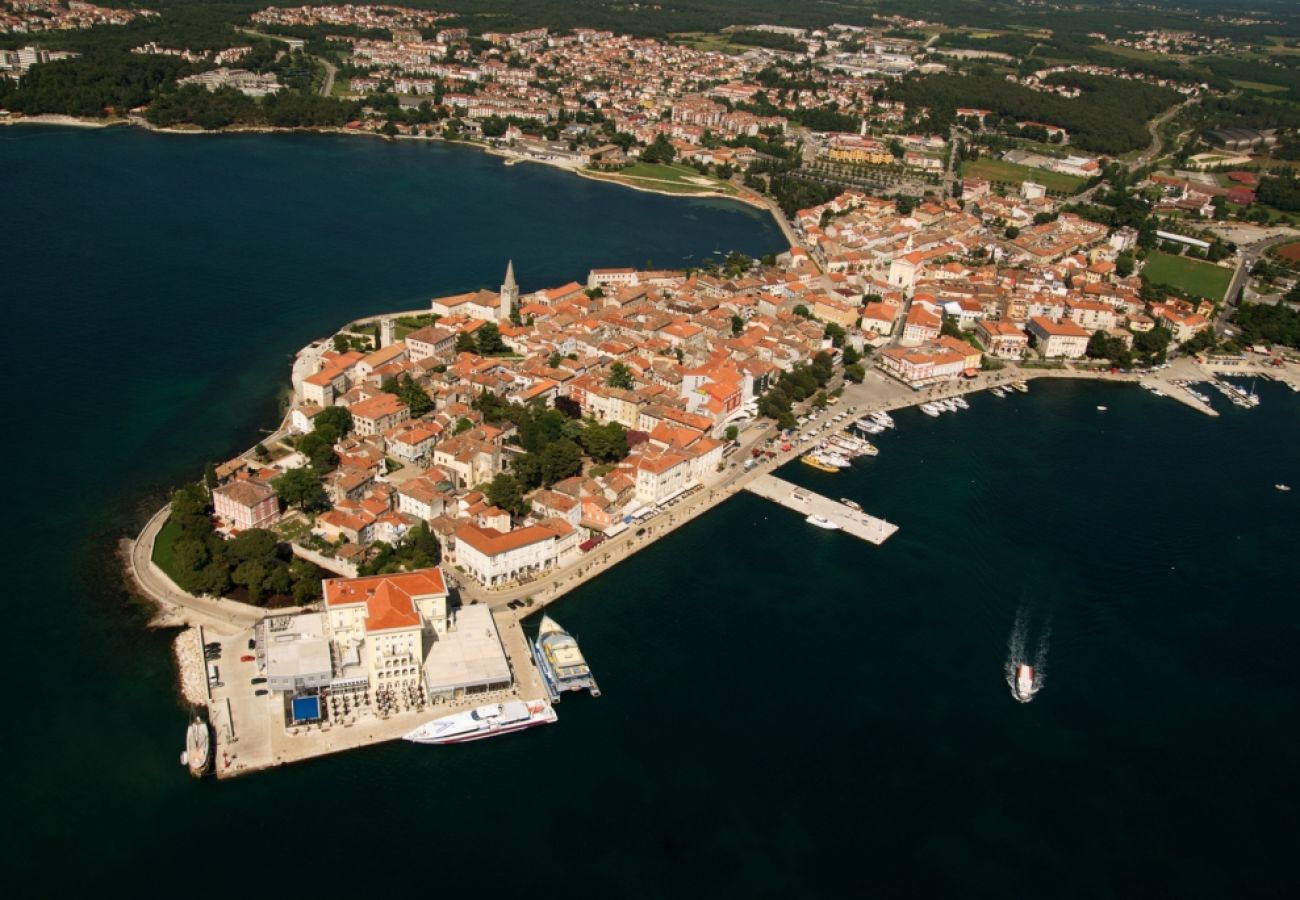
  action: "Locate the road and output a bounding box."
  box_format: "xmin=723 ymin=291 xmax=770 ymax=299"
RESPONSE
xmin=318 ymin=56 xmax=337 ymax=97
xmin=128 ymin=506 xmax=266 ymax=633
xmin=1217 ymin=232 xmax=1300 ymax=336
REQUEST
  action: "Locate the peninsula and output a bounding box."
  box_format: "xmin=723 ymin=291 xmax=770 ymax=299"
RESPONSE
xmin=127 ymin=174 xmax=1298 ymax=777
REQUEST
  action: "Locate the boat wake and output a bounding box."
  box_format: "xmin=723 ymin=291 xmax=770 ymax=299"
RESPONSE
xmin=1006 ymin=604 xmax=1051 ymax=704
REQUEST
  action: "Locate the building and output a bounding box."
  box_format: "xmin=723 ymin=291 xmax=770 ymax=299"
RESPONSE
xmin=453 ymin=522 xmax=559 ymax=586
xmin=1027 ymin=316 xmax=1090 ymax=359
xmin=421 ymin=603 xmax=513 ymax=701
xmin=262 ymin=613 xmax=333 ymax=693
xmin=405 ymin=324 xmax=456 ymax=362
xmin=976 ymin=319 xmax=1029 ymax=360
xmin=212 ymin=478 xmax=278 ymax=531
xmin=323 ymin=568 xmax=450 ymax=692
xmin=348 ymin=393 xmax=410 ymax=436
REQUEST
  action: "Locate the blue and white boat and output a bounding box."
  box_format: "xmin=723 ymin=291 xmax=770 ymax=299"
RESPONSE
xmin=532 ymin=616 xmax=601 ymax=702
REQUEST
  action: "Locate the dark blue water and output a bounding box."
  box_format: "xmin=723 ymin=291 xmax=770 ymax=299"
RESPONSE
xmin=4 ymin=128 xmax=1299 ymax=897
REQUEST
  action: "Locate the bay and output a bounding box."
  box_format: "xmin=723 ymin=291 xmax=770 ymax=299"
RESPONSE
xmin=3 ymin=128 xmax=1298 ymax=898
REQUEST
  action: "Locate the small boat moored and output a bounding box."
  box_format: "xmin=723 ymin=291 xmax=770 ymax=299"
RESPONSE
xmin=805 ymin=514 xmax=841 ymax=531
xmin=184 ymin=716 xmax=211 ymax=778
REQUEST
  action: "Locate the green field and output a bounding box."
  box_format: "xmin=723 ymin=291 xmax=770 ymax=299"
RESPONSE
xmin=1142 ymin=251 xmax=1234 ymax=301
xmin=1231 ymin=79 xmax=1289 ymax=93
xmin=151 ymin=515 xmax=187 ymax=585
xmin=600 ymin=162 xmax=740 ymax=196
xmin=962 ymin=157 xmax=1086 ymax=194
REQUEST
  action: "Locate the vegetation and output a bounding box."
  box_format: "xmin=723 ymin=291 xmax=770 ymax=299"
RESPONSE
xmin=157 ymin=482 xmax=321 ymax=605
xmin=1141 ymin=252 xmax=1234 ymax=301
xmin=1231 ymin=302 xmax=1300 ymax=349
xmin=358 ymin=522 xmax=442 ymax=576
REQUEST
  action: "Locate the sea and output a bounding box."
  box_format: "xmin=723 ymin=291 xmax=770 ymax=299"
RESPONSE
xmin=3 ymin=127 xmax=1298 ymax=898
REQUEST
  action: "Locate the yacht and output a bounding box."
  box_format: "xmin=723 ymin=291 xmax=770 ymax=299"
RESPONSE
xmin=839 ymin=498 xmax=862 ymax=511
xmin=990 ymin=387 xmax=1007 ymax=399
xmin=952 ymin=395 xmax=970 ymax=410
xmin=870 ymin=410 xmax=896 ymax=429
xmin=181 ymin=717 xmax=210 ymax=778
xmin=920 ymin=402 xmax=942 ymax=417
xmin=805 ymin=514 xmax=840 ymax=531
xmin=532 ymin=616 xmax=600 ymax=702
xmin=1277 ymin=484 xmax=1292 ymax=492
xmin=1012 ymin=381 xmax=1029 ymax=393
xmin=404 ymin=700 xmax=557 ymax=745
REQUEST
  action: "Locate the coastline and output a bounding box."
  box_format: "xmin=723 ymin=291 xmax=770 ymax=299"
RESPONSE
xmin=6 ymin=111 xmax=787 ymax=226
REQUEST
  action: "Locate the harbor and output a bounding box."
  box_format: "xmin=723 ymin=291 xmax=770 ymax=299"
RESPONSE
xmin=745 ymin=474 xmax=899 ymax=546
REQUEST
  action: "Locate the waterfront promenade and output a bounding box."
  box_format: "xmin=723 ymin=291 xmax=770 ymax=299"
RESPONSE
xmin=746 ymin=474 xmax=899 ymax=544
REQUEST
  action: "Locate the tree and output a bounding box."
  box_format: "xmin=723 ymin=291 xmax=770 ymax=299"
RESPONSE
xmin=731 ymin=315 xmax=744 ymax=336
xmin=386 ymin=374 xmax=432 ymax=417
xmin=274 ymin=467 xmax=328 ymax=511
xmin=1005 ymin=225 xmax=1021 ymax=239
xmin=539 ymin=438 xmax=583 ymax=486
xmin=455 ymin=331 xmax=478 ymax=354
xmin=203 ymin=462 xmax=219 ymax=493
xmin=606 ymin=362 xmax=634 ymax=390
xmin=792 ymin=304 xmax=811 ymax=319
xmin=475 ymin=322 xmax=508 ymax=355
xmin=454 ymin=417 xmax=473 ymax=435
xmin=641 ymin=133 xmax=676 ymax=164
xmin=823 ymin=322 xmax=846 ymax=347
xmin=297 ymin=430 xmax=338 ymax=472
xmin=844 ymin=363 xmax=866 ymax=383
xmin=314 ymin=405 xmax=353 ymax=438
xmin=486 ymin=473 xmax=530 ymax=518
xmin=1115 ymin=252 xmax=1135 ymax=278
xmin=842 ymin=345 xmax=861 ymax=366
xmin=332 ymin=334 xmax=349 ymax=353
xmin=580 ymin=421 xmax=628 ymax=462
xmin=289 ymin=556 xmax=324 ymax=604
xmin=725 ymin=424 xmax=739 ymax=442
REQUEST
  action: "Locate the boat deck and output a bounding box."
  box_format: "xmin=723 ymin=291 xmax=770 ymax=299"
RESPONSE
xmin=745 ymin=474 xmax=898 ymax=546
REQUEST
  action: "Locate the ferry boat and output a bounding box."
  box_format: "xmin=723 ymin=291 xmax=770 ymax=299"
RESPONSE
xmin=532 ymin=616 xmax=600 ymax=702
xmin=181 ymin=716 xmax=210 ymax=777
xmin=805 ymin=514 xmax=840 ymax=531
xmin=920 ymin=402 xmax=942 ymax=417
xmin=801 ymin=453 xmax=839 ymax=474
xmin=1013 ymin=664 xmax=1035 ymax=702
xmin=1012 ymin=381 xmax=1029 ymax=393
xmin=403 ymin=699 xmax=556 ymax=745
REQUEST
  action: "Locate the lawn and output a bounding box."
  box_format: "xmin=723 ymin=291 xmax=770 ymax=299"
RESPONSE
xmin=963 ymin=157 xmax=1086 ymax=194
xmin=1142 ymin=251 xmax=1235 ymax=301
xmin=600 ymin=163 xmax=739 ymax=196
xmin=1231 ymin=79 xmax=1289 ymax=93
xmin=152 ymin=515 xmax=188 ymax=585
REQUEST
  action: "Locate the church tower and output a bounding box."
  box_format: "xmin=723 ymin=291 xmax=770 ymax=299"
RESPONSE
xmin=499 ymin=259 xmax=518 ymax=322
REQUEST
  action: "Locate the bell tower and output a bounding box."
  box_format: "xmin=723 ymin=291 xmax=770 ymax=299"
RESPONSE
xmin=499 ymin=259 xmax=518 ymax=322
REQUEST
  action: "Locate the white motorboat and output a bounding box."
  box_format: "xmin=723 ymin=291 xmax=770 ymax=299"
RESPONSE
xmin=920 ymin=402 xmax=942 ymax=417
xmin=990 ymin=387 xmax=1007 ymax=398
xmin=1277 ymin=484 xmax=1292 ymax=492
xmin=805 ymin=514 xmax=840 ymax=531
xmin=404 ymin=700 xmax=557 ymax=745
xmin=870 ymin=410 xmax=895 ymax=428
xmin=1013 ymin=664 xmax=1035 ymax=702
xmin=952 ymin=395 xmax=970 ymax=410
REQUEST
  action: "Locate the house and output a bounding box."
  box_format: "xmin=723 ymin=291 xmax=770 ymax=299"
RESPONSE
xmin=453 ymin=522 xmax=559 ymax=586
xmin=348 ymin=393 xmax=410 ymax=436
xmin=976 ymin=319 xmax=1029 ymax=360
xmin=212 ymin=478 xmax=278 ymax=531
xmin=1027 ymin=316 xmax=1089 ymax=358
xmin=405 ymin=325 xmax=457 ymax=362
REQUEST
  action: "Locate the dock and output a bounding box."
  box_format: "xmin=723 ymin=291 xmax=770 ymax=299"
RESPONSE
xmin=745 ymin=474 xmax=899 ymax=545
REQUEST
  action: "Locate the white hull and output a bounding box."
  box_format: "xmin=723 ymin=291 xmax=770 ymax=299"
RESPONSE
xmin=404 ymin=700 xmax=556 ymax=745
xmin=806 ymin=514 xmax=840 ymax=531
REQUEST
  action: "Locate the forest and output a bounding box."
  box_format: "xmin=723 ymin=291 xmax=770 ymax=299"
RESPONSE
xmin=890 ymin=72 xmax=1181 ymax=155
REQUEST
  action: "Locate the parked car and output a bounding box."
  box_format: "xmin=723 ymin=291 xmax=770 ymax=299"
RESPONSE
xmin=255 ymin=689 xmax=269 ymax=697
xmin=240 ymin=655 xmax=255 ymax=663
xmin=251 ymin=677 xmax=267 ymax=685
xmin=247 ymin=638 xmax=256 ymax=650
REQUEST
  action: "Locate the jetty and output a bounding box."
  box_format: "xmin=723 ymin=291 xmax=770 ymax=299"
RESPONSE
xmin=745 ymin=474 xmax=898 ymax=545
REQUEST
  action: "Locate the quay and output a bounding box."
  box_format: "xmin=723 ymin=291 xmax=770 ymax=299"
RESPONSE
xmin=745 ymin=474 xmax=899 ymax=545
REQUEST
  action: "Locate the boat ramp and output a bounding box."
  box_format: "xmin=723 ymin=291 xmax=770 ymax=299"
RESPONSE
xmin=745 ymin=474 xmax=898 ymax=546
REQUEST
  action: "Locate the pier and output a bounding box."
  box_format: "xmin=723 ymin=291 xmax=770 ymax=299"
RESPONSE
xmin=745 ymin=474 xmax=899 ymax=545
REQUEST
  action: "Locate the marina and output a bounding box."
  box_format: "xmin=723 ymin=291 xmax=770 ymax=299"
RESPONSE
xmin=745 ymin=474 xmax=899 ymax=545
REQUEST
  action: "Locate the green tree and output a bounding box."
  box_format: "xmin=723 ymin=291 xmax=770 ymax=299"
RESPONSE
xmin=274 ymin=467 xmax=328 ymax=511
xmin=475 ymin=322 xmax=508 ymax=355
xmin=454 ymin=417 xmax=473 ymax=435
xmin=455 ymin=331 xmax=478 ymax=354
xmin=731 ymin=315 xmax=744 ymax=336
xmin=823 ymin=322 xmax=846 ymax=347
xmin=844 ymin=363 xmax=866 ymax=383
xmin=725 ymin=424 xmax=739 ymax=442
xmin=792 ymin=304 xmax=811 ymax=319
xmin=539 ymin=438 xmax=583 ymax=486
xmin=486 ymin=473 xmax=530 ymax=518
xmin=606 ymin=362 xmax=634 ymax=390
xmin=203 ymin=462 xmax=218 ymax=493
xmin=580 ymin=421 xmax=629 ymax=462
xmin=314 ymin=405 xmax=353 ymax=437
